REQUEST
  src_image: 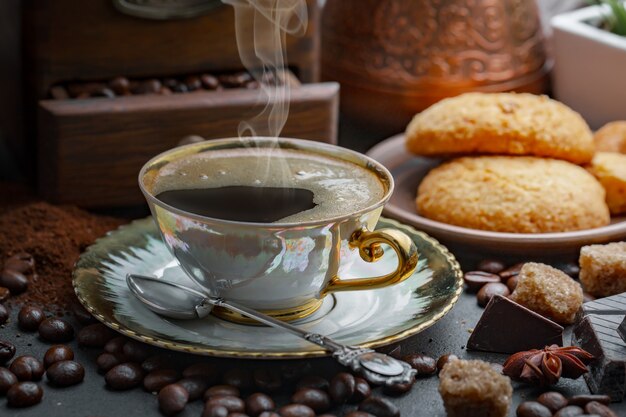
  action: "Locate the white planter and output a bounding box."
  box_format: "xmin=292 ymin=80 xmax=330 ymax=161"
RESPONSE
xmin=551 ymin=5 xmax=626 ymax=129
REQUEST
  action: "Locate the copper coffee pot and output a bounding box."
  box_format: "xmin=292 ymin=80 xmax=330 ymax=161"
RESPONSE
xmin=321 ymin=0 xmax=550 ymax=135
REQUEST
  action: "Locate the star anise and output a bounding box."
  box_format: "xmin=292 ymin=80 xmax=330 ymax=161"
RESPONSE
xmin=502 ymin=345 xmax=594 ymax=386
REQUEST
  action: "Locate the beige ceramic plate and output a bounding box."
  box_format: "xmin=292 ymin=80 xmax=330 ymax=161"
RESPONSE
xmin=367 ymin=134 xmax=626 ymax=258
xmin=73 ymin=217 xmax=462 ymax=359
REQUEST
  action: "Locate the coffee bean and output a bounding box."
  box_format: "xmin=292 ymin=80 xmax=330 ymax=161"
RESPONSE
xmin=177 ymin=377 xmax=208 ymax=401
xmin=96 ymin=352 xmax=123 ymax=374
xmin=143 ymin=368 xmax=180 ymax=392
xmin=351 ymin=377 xmax=371 ymax=403
xmin=295 ymin=375 xmax=328 ymax=391
xmin=499 ymin=263 xmax=525 ymax=279
xmin=0 ymin=269 xmax=28 ymax=294
xmin=18 ymin=305 xmax=45 ymax=331
xmin=0 ymin=304 xmax=8 ymax=325
xmin=203 ymin=405 xmax=230 ymax=417
xmin=382 ymin=380 xmax=414 ymax=396
xmin=184 ymin=362 xmax=219 ymax=384
xmin=0 ymin=366 xmax=17 ymax=394
xmin=246 ymin=392 xmax=275 ymax=417
xmin=224 ymin=367 xmax=253 ymax=390
xmin=517 ymin=401 xmax=553 ymax=417
xmin=10 ymin=355 xmax=44 ymax=381
xmin=0 ymin=340 xmax=16 ymax=364
xmin=172 ymin=83 xmax=188 ymax=93
xmin=436 ymin=354 xmax=458 ymax=371
xmin=93 ymin=87 xmax=115 ymax=98
xmin=201 ymin=74 xmax=220 ymax=90
xmin=134 ymin=79 xmax=162 ymax=95
xmin=204 ymin=384 xmax=241 ymax=400
xmin=561 ymin=263 xmax=580 ymax=279
xmin=122 ymin=340 xmax=150 ymax=362
xmin=253 ymin=367 xmax=282 ymax=392
xmin=245 ymin=80 xmax=260 ymax=89
xmin=159 ymin=383 xmax=189 ymax=416
xmin=4 ymin=252 xmax=35 ymax=274
xmin=69 ymin=300 xmax=96 ymax=325
xmin=6 ymin=381 xmax=43 ymax=407
xmin=358 ymin=397 xmax=400 ymax=417
xmin=38 ymin=318 xmax=74 ymax=342
xmin=280 ymin=362 xmax=309 ymax=382
xmin=538 ymin=391 xmax=568 ymax=413
xmin=259 ymin=412 xmax=281 ymax=417
xmin=402 ymin=353 xmax=436 ymax=376
xmin=43 ymin=345 xmax=74 ymax=368
xmin=329 ymin=372 xmax=355 ymax=403
xmin=345 ymin=413 xmax=375 ymax=417
xmin=109 ymin=77 xmax=131 ymax=95
xmin=506 ymin=276 xmax=518 ymax=292
xmin=230 ymin=414 xmax=250 ymax=417
xmin=138 ymin=355 xmax=166 ymax=373
xmin=476 ymin=259 xmax=506 ymax=274
xmin=0 ymin=287 xmax=9 ymax=302
xmin=219 ymin=72 xmax=251 ymax=88
xmin=105 ymin=363 xmax=144 ymax=390
xmin=104 ymin=336 xmax=128 ymax=354
xmin=46 ymin=360 xmax=84 ymax=387
xmin=185 ymin=76 xmax=202 ymax=91
xmin=585 ymin=401 xmax=617 ymax=417
xmin=463 ymin=271 xmax=500 ymax=292
xmin=568 ymin=395 xmax=612 ymax=407
xmin=205 ymin=395 xmax=245 ymax=413
xmin=477 ymin=282 xmax=510 ymax=307
xmin=77 ymin=323 xmax=116 ymax=347
xmin=277 ymin=404 xmax=315 ymax=417
xmin=554 ymin=405 xmax=584 ymax=417
xmin=292 ymin=388 xmax=330 ymax=413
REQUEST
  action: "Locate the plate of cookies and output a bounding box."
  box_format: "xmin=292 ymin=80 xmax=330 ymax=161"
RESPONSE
xmin=367 ymin=93 xmax=626 ymax=257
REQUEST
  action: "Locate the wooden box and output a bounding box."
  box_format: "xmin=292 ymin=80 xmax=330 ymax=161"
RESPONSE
xmin=38 ymin=79 xmax=339 ymax=208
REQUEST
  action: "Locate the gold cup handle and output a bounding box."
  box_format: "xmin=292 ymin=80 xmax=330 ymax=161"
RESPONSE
xmin=322 ymin=228 xmax=419 ymax=295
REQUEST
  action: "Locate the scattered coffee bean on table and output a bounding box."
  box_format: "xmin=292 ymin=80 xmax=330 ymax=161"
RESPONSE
xmin=183 ymin=362 xmax=218 ymax=383
xmin=4 ymin=252 xmax=35 ymax=274
xmin=9 ymin=355 xmax=44 ymax=381
xmin=0 ymin=366 xmax=18 ymax=394
xmin=436 ymin=354 xmax=459 ymax=371
xmin=105 ymin=363 xmax=144 ymax=390
xmin=0 ymin=287 xmax=9 ymax=303
xmin=6 ymin=381 xmax=43 ymax=407
xmin=258 ymin=412 xmax=280 ymax=417
xmin=537 ymin=391 xmax=568 ymax=412
xmin=204 ymin=384 xmax=241 ymax=400
xmin=329 ymin=372 xmax=355 ymax=403
xmin=38 ymin=318 xmax=74 ymax=342
xmin=141 ymin=355 xmax=170 ymax=373
xmin=516 ymin=401 xmax=552 ymax=417
xmin=177 ymin=377 xmax=208 ymax=401
xmin=203 ymin=405 xmax=229 ymax=417
xmin=476 ymin=259 xmax=506 ymax=274
xmin=463 ymin=271 xmax=501 ymax=292
xmin=143 ymin=368 xmax=180 ymax=392
xmin=568 ymin=394 xmax=611 ymax=407
xmin=553 ymin=405 xmax=583 ymax=417
xmin=246 ymin=392 xmax=276 ymax=416
xmin=402 ymin=353 xmax=437 ymax=376
xmin=345 ymin=412 xmax=375 ymax=417
xmin=253 ymin=367 xmax=282 ymax=392
xmin=96 ymin=352 xmax=123 ymax=374
xmin=43 ymin=344 xmax=74 ymax=368
xmin=292 ymin=388 xmax=330 ymax=413
xmin=122 ymin=340 xmax=150 ymax=362
xmin=205 ymin=395 xmax=246 ymax=413
xmin=477 ymin=282 xmax=510 ymax=307
xmin=0 ymin=304 xmax=8 ymax=324
xmin=77 ymin=323 xmax=117 ymax=347
xmin=351 ymin=377 xmax=372 ymax=403
xmin=0 ymin=269 xmax=28 ymax=294
xmin=296 ymin=375 xmax=329 ymax=391
xmin=383 ymin=380 xmax=414 ymax=396
xmin=46 ymin=360 xmax=85 ymax=387
xmin=158 ymin=383 xmax=189 ymax=416
xmin=18 ymin=305 xmax=46 ymax=331
xmin=358 ymin=397 xmax=400 ymax=417
xmin=585 ymin=400 xmax=617 ymax=417
xmin=0 ymin=339 xmax=16 ymax=363
xmin=223 ymin=367 xmax=253 ymax=390
xmin=278 ymin=404 xmax=315 ymax=417
xmin=499 ymin=263 xmax=525 ymax=279
xmin=104 ymin=336 xmax=128 ymax=354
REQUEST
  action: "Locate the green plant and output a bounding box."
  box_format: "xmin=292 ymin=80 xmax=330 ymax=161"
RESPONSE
xmin=591 ymin=0 xmax=626 ymax=36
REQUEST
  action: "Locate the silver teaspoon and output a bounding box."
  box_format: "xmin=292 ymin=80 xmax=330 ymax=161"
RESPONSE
xmin=126 ymin=273 xmax=416 ymax=386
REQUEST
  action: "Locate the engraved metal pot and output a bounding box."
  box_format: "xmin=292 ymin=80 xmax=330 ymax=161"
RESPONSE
xmin=321 ymin=0 xmax=550 ymax=135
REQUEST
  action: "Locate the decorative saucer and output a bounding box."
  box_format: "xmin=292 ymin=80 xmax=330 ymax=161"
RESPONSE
xmin=367 ymin=134 xmax=626 ymax=257
xmin=73 ymin=217 xmax=462 ymax=359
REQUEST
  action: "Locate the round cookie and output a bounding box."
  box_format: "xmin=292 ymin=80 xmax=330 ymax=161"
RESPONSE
xmin=587 ymin=152 xmax=626 ymax=215
xmin=594 ymin=121 xmax=626 ymax=153
xmin=416 ymin=156 xmax=610 ymax=233
xmin=405 ymin=93 xmax=594 ymax=164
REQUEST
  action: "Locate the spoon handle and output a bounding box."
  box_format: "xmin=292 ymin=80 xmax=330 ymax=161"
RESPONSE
xmin=208 ymin=297 xmax=344 ymax=351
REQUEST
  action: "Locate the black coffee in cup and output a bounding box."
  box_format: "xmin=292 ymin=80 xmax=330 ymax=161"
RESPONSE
xmin=151 ymin=147 xmax=385 ymax=223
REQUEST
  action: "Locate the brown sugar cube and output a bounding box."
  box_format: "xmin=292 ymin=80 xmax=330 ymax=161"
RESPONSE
xmin=587 ymin=152 xmax=626 ymax=215
xmin=509 ymin=263 xmax=583 ymax=325
xmin=439 ymin=359 xmax=512 ymax=417
xmin=580 ymin=242 xmax=626 ymax=297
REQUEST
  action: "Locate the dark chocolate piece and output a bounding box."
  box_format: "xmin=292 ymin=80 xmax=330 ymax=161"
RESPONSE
xmin=467 ymin=295 xmax=563 ymax=354
xmin=573 ymin=292 xmax=626 ymax=401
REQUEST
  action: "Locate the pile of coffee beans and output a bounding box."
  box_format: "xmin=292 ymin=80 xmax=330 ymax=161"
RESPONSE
xmin=0 ymin=253 xmax=35 ymax=309
xmin=463 ymin=260 xmax=587 ymax=307
xmin=48 ymin=71 xmax=268 ymax=100
xmin=73 ymin=323 xmax=441 ymax=417
xmin=517 ymin=392 xmax=617 ymax=417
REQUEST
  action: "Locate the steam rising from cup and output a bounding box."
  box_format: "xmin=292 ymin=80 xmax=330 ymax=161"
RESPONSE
xmin=222 ymin=0 xmax=307 ymax=139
